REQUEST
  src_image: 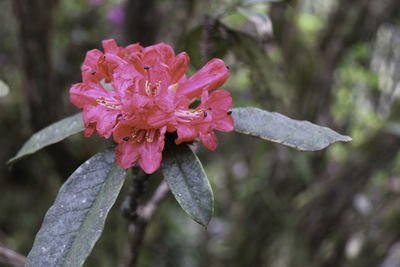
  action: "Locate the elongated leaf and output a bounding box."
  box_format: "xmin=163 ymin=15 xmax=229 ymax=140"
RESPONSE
xmin=237 ymin=7 xmax=273 ymax=37
xmin=8 ymin=112 xmax=84 ymax=165
xmin=232 ymin=107 xmax=352 ymax=151
xmin=0 ymin=79 xmax=10 ymax=97
xmin=26 ymin=148 xmax=126 ymax=267
xmin=161 ymin=139 xmax=213 ymax=227
xmin=237 ymin=7 xmax=271 ymax=24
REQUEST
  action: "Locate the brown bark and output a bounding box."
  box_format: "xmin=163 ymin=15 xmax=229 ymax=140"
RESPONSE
xmin=13 ymin=0 xmax=89 ymax=177
xmin=13 ymin=0 xmax=58 ymax=131
xmin=123 ymin=0 xmax=159 ymax=46
xmin=122 ymin=165 xmax=170 ymax=267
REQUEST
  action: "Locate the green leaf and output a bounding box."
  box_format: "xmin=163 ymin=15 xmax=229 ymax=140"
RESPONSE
xmin=161 ymin=139 xmax=213 ymax=227
xmin=237 ymin=7 xmax=271 ymax=24
xmin=0 ymin=79 xmax=10 ymax=97
xmin=8 ymin=112 xmax=84 ymax=166
xmin=236 ymin=7 xmax=272 ymax=38
xmin=232 ymin=107 xmax=352 ymax=151
xmin=26 ymin=148 xmax=126 ymax=267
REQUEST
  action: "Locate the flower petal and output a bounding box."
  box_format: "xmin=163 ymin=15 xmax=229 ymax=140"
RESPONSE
xmin=204 ymin=90 xmax=232 ymax=111
xmin=99 ymin=53 xmax=128 ymax=83
xmin=147 ymin=108 xmax=174 ymax=128
xmin=213 ymin=115 xmax=234 ymax=132
xmin=175 ymin=124 xmax=199 ymax=144
xmin=116 ymin=142 xmax=140 ymax=169
xmin=82 ymin=50 xmax=106 ymax=83
xmin=70 ymin=83 xmax=94 ymax=108
xmin=177 ymin=58 xmax=229 ymax=99
xmin=83 ymin=122 xmax=96 ymax=137
xmin=143 ymin=43 xmax=175 ymax=66
xmin=113 ymin=122 xmax=133 ymax=143
xmin=125 ymin=43 xmax=143 ymax=54
xmin=200 ymin=131 xmax=218 ymax=151
xmin=138 ymin=127 xmax=166 ymax=174
xmin=83 ymin=49 xmax=103 ymax=69
xmin=170 ymin=52 xmax=189 ymax=84
xmin=102 ymin=39 xmax=119 ymax=54
xmin=70 ymin=82 xmax=114 ymax=108
xmin=83 ymin=105 xmax=119 ymax=138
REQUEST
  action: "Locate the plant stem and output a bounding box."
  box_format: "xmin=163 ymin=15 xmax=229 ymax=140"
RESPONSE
xmin=0 ymin=245 xmax=26 ymax=267
xmin=122 ymin=166 xmax=170 ymax=267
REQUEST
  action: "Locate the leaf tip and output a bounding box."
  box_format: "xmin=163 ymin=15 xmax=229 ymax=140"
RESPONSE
xmin=342 ymin=135 xmax=353 ymax=142
xmin=6 ymin=157 xmax=16 ymax=169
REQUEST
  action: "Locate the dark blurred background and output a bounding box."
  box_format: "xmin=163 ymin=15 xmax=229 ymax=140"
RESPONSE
xmin=1 ymin=0 xmax=400 ymax=266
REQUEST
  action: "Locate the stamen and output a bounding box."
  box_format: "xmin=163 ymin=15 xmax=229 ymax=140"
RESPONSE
xmin=145 ymin=129 xmax=156 ymax=142
xmin=131 ymin=128 xmax=139 ymax=139
xmin=145 ymin=79 xmax=161 ymax=96
xmin=123 ymin=136 xmax=129 ymax=141
xmin=175 ymin=109 xmax=207 ymax=123
xmin=145 ymin=80 xmax=151 ymax=95
xmin=95 ymin=96 xmax=120 ymax=109
xmin=91 ymin=70 xmax=96 ymax=75
xmin=144 ymin=65 xmax=151 ymax=82
xmin=153 ymin=81 xmax=161 ymax=95
xmin=135 ymin=131 xmax=145 ymax=143
xmin=227 ymin=110 xmax=232 ymax=115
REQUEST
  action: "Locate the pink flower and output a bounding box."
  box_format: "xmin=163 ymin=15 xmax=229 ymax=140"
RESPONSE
xmin=70 ymin=39 xmax=233 ymax=174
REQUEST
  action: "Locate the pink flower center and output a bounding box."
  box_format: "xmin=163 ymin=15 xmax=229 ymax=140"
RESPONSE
xmin=145 ymin=80 xmax=161 ymax=96
xmin=144 ymin=66 xmax=161 ymax=96
xmin=127 ymin=128 xmax=158 ymax=143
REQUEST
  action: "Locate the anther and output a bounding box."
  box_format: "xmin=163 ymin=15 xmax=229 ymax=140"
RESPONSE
xmin=227 ymin=110 xmax=232 ymax=115
xmin=226 ymin=65 xmax=230 ymax=70
xmin=123 ymin=136 xmax=129 ymax=141
xmin=144 ymin=65 xmax=150 ymax=70
xmin=204 ymin=111 xmax=208 ymax=117
xmin=91 ymin=70 xmax=96 ymax=75
xmin=131 ymin=129 xmax=138 ymax=139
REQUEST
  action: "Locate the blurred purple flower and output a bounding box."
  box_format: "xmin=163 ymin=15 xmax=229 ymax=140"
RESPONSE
xmin=107 ymin=5 xmax=125 ymax=25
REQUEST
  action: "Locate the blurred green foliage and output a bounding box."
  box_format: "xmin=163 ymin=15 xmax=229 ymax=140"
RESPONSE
xmin=2 ymin=0 xmax=400 ymax=266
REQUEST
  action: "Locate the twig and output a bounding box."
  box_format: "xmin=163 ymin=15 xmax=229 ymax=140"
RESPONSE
xmin=121 ymin=166 xmax=150 ymax=221
xmin=138 ymin=181 xmax=170 ymax=222
xmin=123 ymin=180 xmax=170 ymax=267
xmin=201 ymin=15 xmax=217 ymax=64
xmin=0 ymin=245 xmax=26 ymax=267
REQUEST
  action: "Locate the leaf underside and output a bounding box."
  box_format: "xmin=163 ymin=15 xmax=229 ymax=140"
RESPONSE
xmin=161 ymin=139 xmax=214 ymax=227
xmin=26 ymin=148 xmax=126 ymax=267
xmin=232 ymin=107 xmax=352 ymax=151
xmin=8 ymin=112 xmax=84 ymax=166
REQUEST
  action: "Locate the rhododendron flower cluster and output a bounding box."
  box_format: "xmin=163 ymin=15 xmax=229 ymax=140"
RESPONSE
xmin=70 ymin=39 xmax=234 ymax=174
